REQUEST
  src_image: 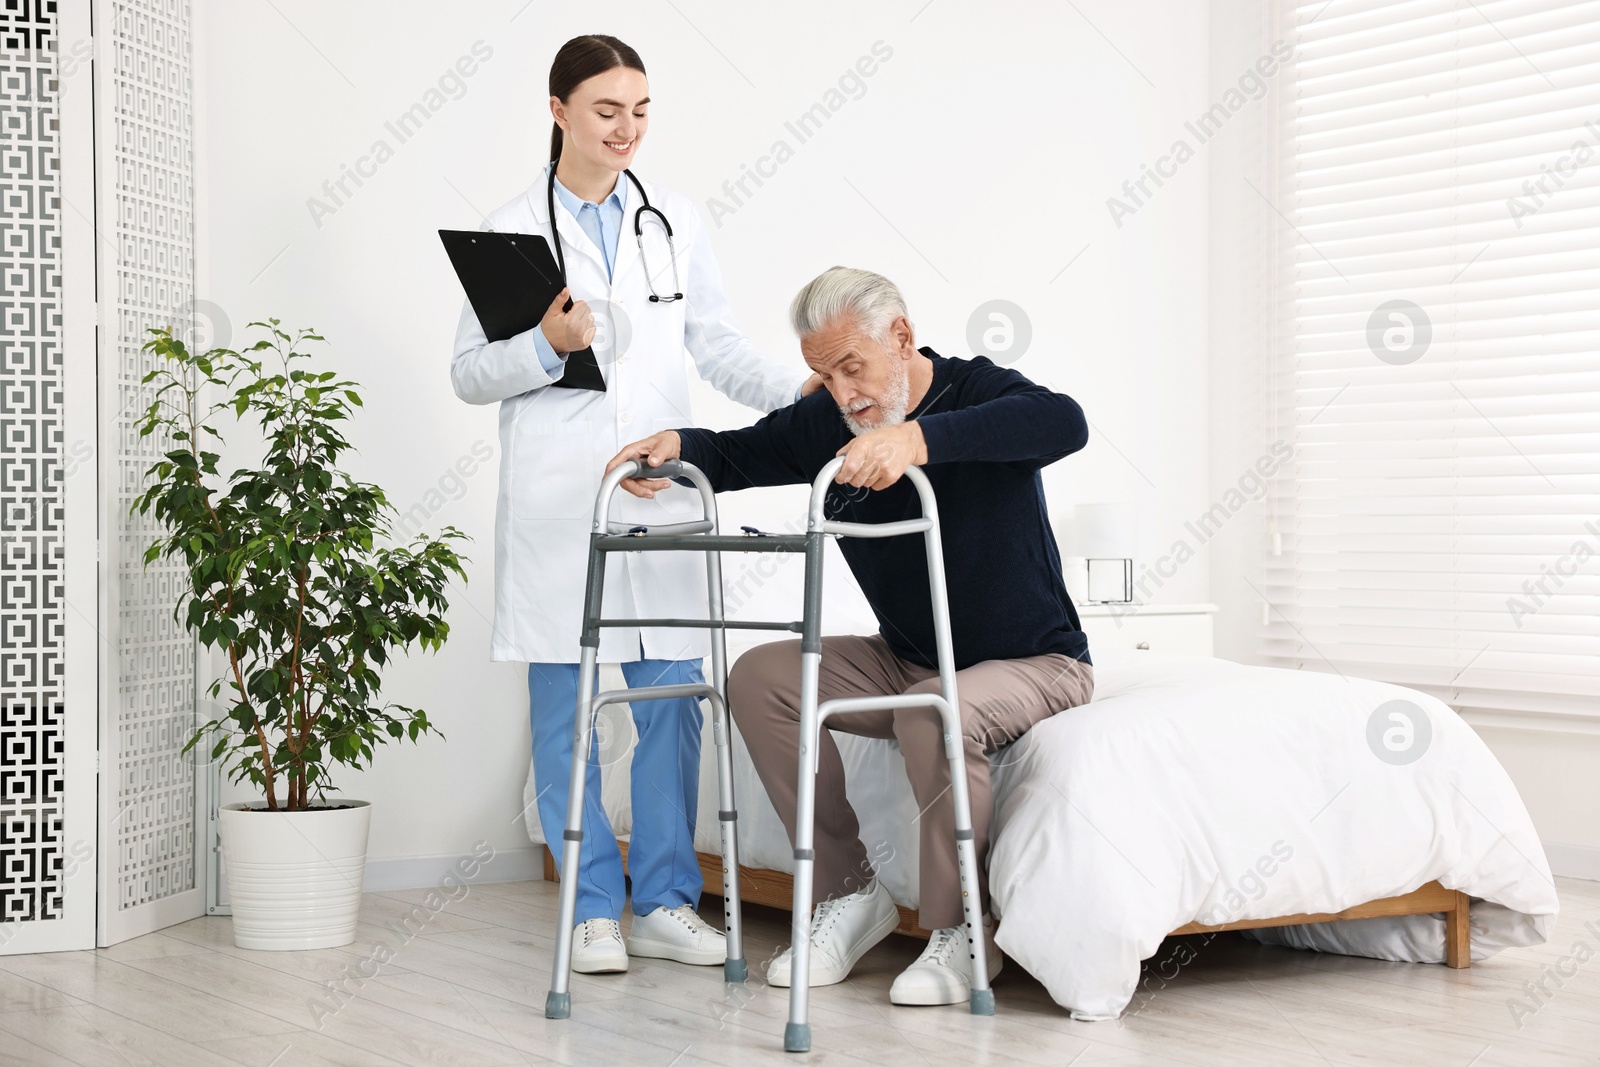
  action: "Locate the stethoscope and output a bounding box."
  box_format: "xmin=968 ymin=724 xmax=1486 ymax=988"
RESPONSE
xmin=546 ymin=164 xmax=683 ymax=303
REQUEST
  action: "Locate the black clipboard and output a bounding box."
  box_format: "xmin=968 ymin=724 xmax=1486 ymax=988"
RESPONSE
xmin=438 ymin=229 xmax=606 ymax=391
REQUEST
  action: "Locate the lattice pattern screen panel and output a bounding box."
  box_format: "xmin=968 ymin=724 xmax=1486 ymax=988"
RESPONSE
xmin=0 ymin=0 xmax=66 ymax=926
xmin=110 ymin=0 xmax=196 ymax=911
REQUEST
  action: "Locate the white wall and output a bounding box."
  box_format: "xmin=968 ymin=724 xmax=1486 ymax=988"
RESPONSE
xmin=196 ymin=0 xmax=1213 ymax=882
xmin=1201 ymin=0 xmax=1274 ymax=674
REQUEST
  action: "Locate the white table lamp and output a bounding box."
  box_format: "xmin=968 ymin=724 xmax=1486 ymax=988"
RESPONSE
xmin=1072 ymin=502 xmax=1136 ymax=604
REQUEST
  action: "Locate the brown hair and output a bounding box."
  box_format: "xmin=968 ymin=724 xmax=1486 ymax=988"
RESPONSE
xmin=549 ymin=35 xmax=646 ymax=163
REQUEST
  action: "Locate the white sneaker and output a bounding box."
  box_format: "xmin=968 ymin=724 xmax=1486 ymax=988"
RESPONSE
xmin=767 ymin=878 xmax=899 ymax=988
xmin=625 ymin=904 xmax=727 ymax=966
xmin=888 ymin=917 xmax=1003 ymax=1006
xmin=571 ymin=918 xmax=629 ymax=974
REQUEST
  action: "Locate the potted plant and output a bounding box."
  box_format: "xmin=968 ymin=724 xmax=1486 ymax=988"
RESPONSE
xmin=134 ymin=319 xmax=469 ymax=950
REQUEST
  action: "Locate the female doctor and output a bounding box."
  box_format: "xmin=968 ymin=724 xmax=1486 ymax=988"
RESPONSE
xmin=450 ymin=35 xmax=819 ymax=974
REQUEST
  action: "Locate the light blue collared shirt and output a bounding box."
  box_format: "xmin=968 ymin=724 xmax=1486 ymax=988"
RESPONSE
xmin=555 ymin=171 xmax=626 ymax=278
xmin=533 ymin=168 xmax=626 ymax=375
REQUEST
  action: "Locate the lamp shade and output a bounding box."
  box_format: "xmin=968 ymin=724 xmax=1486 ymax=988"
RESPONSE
xmin=1071 ymin=502 xmax=1136 ymax=559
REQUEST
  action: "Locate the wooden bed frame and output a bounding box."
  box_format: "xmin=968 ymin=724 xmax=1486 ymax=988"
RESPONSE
xmin=542 ymin=844 xmax=1471 ymax=968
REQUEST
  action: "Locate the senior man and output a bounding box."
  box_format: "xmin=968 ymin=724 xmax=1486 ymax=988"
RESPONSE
xmin=604 ymin=266 xmax=1094 ymax=1006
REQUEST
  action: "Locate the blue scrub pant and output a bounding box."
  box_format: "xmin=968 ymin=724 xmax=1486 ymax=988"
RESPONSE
xmin=529 ymin=654 xmax=706 ymax=924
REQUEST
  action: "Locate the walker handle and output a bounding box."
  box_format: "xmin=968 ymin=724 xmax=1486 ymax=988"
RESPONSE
xmin=593 ymin=458 xmax=712 ymax=534
xmin=628 ymin=458 xmax=686 ymax=480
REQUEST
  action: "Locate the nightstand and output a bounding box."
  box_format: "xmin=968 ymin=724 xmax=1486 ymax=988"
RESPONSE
xmin=1076 ymin=602 xmax=1218 ymax=657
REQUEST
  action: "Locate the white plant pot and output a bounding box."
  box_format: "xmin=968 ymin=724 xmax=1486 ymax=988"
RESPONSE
xmin=219 ymin=800 xmax=372 ymax=950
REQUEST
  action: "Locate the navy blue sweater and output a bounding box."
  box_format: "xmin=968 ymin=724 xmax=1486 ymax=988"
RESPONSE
xmin=676 ymin=349 xmax=1091 ymax=670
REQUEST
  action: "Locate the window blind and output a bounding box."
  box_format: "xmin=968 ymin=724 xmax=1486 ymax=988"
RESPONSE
xmin=1263 ymin=0 xmax=1600 ymax=723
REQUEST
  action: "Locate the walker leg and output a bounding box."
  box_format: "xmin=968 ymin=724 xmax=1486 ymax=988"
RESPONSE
xmin=948 ymin=743 xmax=994 ymax=1015
xmin=925 ymin=519 xmax=993 ymax=1016
xmin=546 ymin=646 xmax=600 ymax=1020
xmin=704 ymin=534 xmax=746 ymax=983
xmin=785 ymin=647 xmax=823 ymax=1052
xmin=712 ymin=692 xmax=747 ymax=983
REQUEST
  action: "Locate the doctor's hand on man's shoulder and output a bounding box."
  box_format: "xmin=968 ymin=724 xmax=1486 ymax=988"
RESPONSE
xmin=606 ymin=430 xmax=683 ymax=499
xmin=540 ymin=286 xmax=596 ymax=355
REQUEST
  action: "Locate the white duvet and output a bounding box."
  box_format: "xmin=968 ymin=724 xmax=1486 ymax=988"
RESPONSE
xmin=523 ymin=650 xmax=1558 ymax=1019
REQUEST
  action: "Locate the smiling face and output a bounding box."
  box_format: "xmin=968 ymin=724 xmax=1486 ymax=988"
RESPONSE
xmin=551 ymin=65 xmax=649 ymax=174
xmin=801 ymin=314 xmax=919 ymax=435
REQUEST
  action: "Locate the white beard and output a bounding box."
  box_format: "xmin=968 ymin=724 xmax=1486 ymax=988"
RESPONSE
xmin=841 ymin=361 xmax=912 ymax=436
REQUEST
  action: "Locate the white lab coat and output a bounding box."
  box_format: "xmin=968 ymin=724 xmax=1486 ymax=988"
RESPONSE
xmin=452 ymin=165 xmax=806 ymax=664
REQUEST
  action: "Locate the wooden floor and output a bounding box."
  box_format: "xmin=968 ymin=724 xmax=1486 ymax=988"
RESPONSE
xmin=1 ymin=876 xmax=1597 ymax=1067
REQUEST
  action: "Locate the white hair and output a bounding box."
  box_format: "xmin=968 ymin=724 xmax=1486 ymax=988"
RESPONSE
xmin=788 ymin=266 xmax=909 ymax=342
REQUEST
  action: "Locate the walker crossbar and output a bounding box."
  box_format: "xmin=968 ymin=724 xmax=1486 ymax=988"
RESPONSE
xmin=809 ymin=693 xmax=959 ymax=770
xmin=591 ymin=682 xmax=724 ymax=710
xmin=543 ymin=457 xmax=992 ymax=1053
xmin=818 ymin=517 xmax=933 ymax=538
xmin=604 ymin=519 xmax=716 ymax=535
xmin=593 ymin=533 xmax=808 ymax=553
xmin=593 ymin=618 xmax=804 ymax=633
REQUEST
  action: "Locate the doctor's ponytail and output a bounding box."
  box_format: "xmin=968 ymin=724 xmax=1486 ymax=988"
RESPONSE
xmin=549 ymin=35 xmax=647 ymax=163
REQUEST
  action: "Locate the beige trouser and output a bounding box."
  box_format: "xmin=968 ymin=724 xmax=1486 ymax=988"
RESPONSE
xmin=727 ymin=634 xmax=1094 ymax=930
